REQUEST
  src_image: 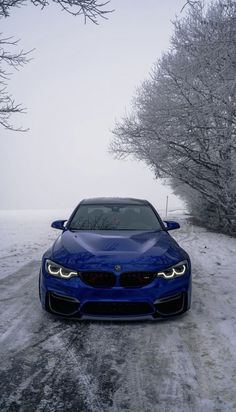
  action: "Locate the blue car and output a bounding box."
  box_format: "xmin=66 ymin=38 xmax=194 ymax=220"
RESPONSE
xmin=39 ymin=198 xmax=191 ymax=319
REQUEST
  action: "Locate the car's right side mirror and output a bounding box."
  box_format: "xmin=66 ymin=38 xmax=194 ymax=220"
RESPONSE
xmin=163 ymin=220 xmax=180 ymax=231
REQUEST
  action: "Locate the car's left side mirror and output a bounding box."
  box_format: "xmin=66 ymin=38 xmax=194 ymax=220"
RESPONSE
xmin=163 ymin=220 xmax=180 ymax=231
xmin=51 ymin=220 xmax=67 ymax=230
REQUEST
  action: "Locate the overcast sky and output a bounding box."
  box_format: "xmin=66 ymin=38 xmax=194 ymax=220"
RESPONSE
xmin=0 ymin=0 xmax=192 ymax=211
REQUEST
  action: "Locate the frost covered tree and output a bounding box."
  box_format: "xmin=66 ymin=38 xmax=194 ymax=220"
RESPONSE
xmin=111 ymin=0 xmax=236 ymax=234
xmin=0 ymin=0 xmax=112 ymax=130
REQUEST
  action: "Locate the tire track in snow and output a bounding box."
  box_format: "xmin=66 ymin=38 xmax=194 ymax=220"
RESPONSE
xmin=0 ymin=263 xmax=105 ymax=411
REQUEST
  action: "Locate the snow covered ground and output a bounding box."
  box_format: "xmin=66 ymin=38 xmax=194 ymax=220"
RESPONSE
xmin=0 ymin=209 xmax=72 ymax=280
xmin=0 ymin=209 xmax=236 ymax=411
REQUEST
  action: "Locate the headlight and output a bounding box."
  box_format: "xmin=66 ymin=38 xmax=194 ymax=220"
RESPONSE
xmin=45 ymin=259 xmax=78 ymax=279
xmin=156 ymin=261 xmax=187 ymax=279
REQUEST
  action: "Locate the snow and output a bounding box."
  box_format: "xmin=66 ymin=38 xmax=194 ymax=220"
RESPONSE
xmin=0 ymin=209 xmax=236 ymax=411
xmin=0 ymin=209 xmax=71 ymax=280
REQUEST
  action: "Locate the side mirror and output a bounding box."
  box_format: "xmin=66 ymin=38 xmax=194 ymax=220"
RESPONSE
xmin=51 ymin=220 xmax=67 ymax=230
xmin=163 ymin=220 xmax=180 ymax=231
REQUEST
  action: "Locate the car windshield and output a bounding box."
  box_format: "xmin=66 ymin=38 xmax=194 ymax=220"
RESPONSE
xmin=69 ymin=204 xmax=162 ymax=231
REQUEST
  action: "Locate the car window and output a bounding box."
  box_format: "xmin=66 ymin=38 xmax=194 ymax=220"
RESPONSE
xmin=69 ymin=204 xmax=162 ymax=231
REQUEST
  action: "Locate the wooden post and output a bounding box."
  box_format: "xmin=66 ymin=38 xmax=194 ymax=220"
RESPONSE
xmin=165 ymin=195 xmax=169 ymax=217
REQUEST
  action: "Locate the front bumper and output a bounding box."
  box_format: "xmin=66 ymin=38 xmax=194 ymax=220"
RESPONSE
xmin=40 ymin=268 xmax=191 ymax=319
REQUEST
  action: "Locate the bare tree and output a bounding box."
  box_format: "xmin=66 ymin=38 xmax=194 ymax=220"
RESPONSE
xmin=0 ymin=0 xmax=112 ymax=131
xmin=0 ymin=0 xmax=112 ymax=23
xmin=0 ymin=35 xmax=31 ymax=130
xmin=111 ymin=0 xmax=236 ymax=234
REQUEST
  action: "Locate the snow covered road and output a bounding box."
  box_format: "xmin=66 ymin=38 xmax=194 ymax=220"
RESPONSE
xmin=1 ymin=212 xmax=236 ymax=411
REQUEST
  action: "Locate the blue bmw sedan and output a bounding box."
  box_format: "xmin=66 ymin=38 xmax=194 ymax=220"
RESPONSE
xmin=39 ymin=198 xmax=191 ymax=319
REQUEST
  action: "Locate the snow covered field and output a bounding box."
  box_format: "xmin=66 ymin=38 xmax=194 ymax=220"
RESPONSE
xmin=0 ymin=209 xmax=72 ymax=280
xmin=0 ymin=209 xmax=236 ymax=411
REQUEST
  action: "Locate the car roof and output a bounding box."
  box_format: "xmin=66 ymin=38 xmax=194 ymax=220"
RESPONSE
xmin=80 ymin=197 xmax=150 ymax=205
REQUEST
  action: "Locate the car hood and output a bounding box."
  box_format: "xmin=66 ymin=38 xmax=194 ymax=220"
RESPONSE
xmin=50 ymin=230 xmax=186 ymax=271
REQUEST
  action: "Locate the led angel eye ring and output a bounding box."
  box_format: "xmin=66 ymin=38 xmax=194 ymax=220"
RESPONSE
xmin=48 ymin=264 xmax=61 ymax=275
xmin=157 ymin=269 xmax=175 ymax=279
xmin=173 ymin=265 xmax=186 ymax=275
xmin=60 ymin=268 xmax=77 ymax=278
